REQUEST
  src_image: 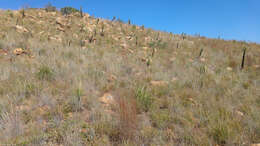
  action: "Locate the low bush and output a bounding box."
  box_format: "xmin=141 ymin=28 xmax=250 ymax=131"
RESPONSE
xmin=61 ymin=7 xmax=79 ymax=16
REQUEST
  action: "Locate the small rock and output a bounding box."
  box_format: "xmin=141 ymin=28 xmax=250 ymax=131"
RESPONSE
xmin=171 ymin=77 xmax=178 ymax=82
xmin=38 ymin=31 xmax=44 ymax=35
xmin=83 ymin=13 xmax=90 ymax=18
xmin=235 ymin=110 xmax=244 ymax=116
xmin=56 ymin=17 xmax=65 ymax=26
xmin=141 ymin=57 xmax=147 ymax=62
xmin=150 ymin=80 xmax=168 ymax=86
xmin=15 ymin=25 xmax=29 ymax=33
xmin=200 ymin=58 xmax=206 ymax=62
xmin=120 ymin=43 xmax=128 ymax=48
xmin=143 ymin=47 xmax=149 ymax=50
xmin=13 ymin=48 xmax=27 ymax=55
xmin=126 ymin=36 xmax=132 ymax=40
xmin=49 ymin=36 xmax=62 ymax=42
xmin=227 ymin=67 xmax=233 ymax=71
xmin=107 ymin=74 xmax=117 ymax=82
xmin=254 ymin=65 xmax=260 ymax=68
xmin=170 ymin=57 xmax=176 ymax=62
xmin=57 ymin=26 xmax=65 ymax=32
xmin=127 ymin=48 xmax=134 ymax=53
xmin=0 ymin=49 xmax=8 ymax=55
xmin=99 ymin=93 xmax=115 ymax=106
xmin=73 ymin=33 xmax=78 ymax=38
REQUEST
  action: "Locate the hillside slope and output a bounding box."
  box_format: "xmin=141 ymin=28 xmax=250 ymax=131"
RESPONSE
xmin=0 ymin=8 xmax=260 ymax=145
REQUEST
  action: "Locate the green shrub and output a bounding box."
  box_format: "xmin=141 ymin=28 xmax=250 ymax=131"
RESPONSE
xmin=135 ymin=86 xmax=152 ymax=112
xmin=61 ymin=7 xmax=79 ymax=15
xmin=36 ymin=66 xmax=54 ymax=81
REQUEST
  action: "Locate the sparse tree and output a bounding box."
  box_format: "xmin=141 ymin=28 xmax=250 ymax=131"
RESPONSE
xmin=241 ymin=48 xmax=246 ymax=70
xmin=112 ymin=16 xmax=116 ymax=21
xmin=80 ymin=6 xmax=83 ymax=18
xmin=45 ymin=2 xmax=56 ymax=12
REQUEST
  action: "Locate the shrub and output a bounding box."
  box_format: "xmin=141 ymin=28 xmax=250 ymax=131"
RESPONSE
xmin=61 ymin=7 xmax=79 ymax=16
xmin=36 ymin=66 xmax=54 ymax=81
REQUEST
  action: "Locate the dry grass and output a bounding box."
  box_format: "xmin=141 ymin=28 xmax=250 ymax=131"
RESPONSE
xmin=0 ymin=8 xmax=259 ymax=145
xmin=117 ymin=97 xmax=138 ymax=141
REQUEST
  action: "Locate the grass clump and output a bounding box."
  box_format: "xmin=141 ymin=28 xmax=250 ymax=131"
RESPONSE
xmin=210 ymin=123 xmax=230 ymax=145
xmin=135 ymin=86 xmax=153 ymax=112
xmin=36 ymin=66 xmax=54 ymax=81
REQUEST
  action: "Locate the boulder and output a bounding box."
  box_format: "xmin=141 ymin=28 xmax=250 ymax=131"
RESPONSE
xmin=15 ymin=25 xmax=29 ymax=33
xmin=13 ymin=48 xmax=27 ymax=55
xmin=99 ymin=93 xmax=115 ymax=106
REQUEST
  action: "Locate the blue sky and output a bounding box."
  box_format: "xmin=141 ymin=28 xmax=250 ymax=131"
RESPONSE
xmin=1 ymin=0 xmax=260 ymax=43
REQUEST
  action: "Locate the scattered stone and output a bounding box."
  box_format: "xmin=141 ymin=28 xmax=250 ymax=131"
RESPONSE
xmin=57 ymin=26 xmax=65 ymax=32
xmin=99 ymin=93 xmax=115 ymax=106
xmin=254 ymin=65 xmax=260 ymax=68
xmin=170 ymin=57 xmax=176 ymax=62
xmin=38 ymin=31 xmax=44 ymax=35
xmin=50 ymin=12 xmax=56 ymax=16
xmin=143 ymin=47 xmax=149 ymax=50
xmin=0 ymin=49 xmax=8 ymax=55
xmin=13 ymin=48 xmax=27 ymax=55
xmin=27 ymin=15 xmax=36 ymax=20
xmin=17 ymin=104 xmax=30 ymax=111
xmin=73 ymin=33 xmax=78 ymax=38
xmin=144 ymin=37 xmax=153 ymax=42
xmin=200 ymin=57 xmax=206 ymax=62
xmin=150 ymin=80 xmax=168 ymax=86
xmin=227 ymin=67 xmax=233 ymax=71
xmin=83 ymin=13 xmax=90 ymax=19
xmin=49 ymin=36 xmax=62 ymax=42
xmin=135 ymin=72 xmax=142 ymax=76
xmin=126 ymin=36 xmax=132 ymax=40
xmin=107 ymin=74 xmax=117 ymax=82
xmin=141 ymin=57 xmax=147 ymax=62
xmin=235 ymin=110 xmax=244 ymax=116
xmin=171 ymin=77 xmax=178 ymax=82
xmin=56 ymin=17 xmax=65 ymax=27
xmin=15 ymin=25 xmax=29 ymax=33
xmin=127 ymin=48 xmax=134 ymax=53
xmin=120 ymin=43 xmax=128 ymax=48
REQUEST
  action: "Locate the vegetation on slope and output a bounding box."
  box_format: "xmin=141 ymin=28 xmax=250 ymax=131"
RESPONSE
xmin=0 ymin=6 xmax=259 ymax=146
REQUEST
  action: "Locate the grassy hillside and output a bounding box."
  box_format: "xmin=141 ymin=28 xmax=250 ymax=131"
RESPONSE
xmin=0 ymin=8 xmax=259 ymax=145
